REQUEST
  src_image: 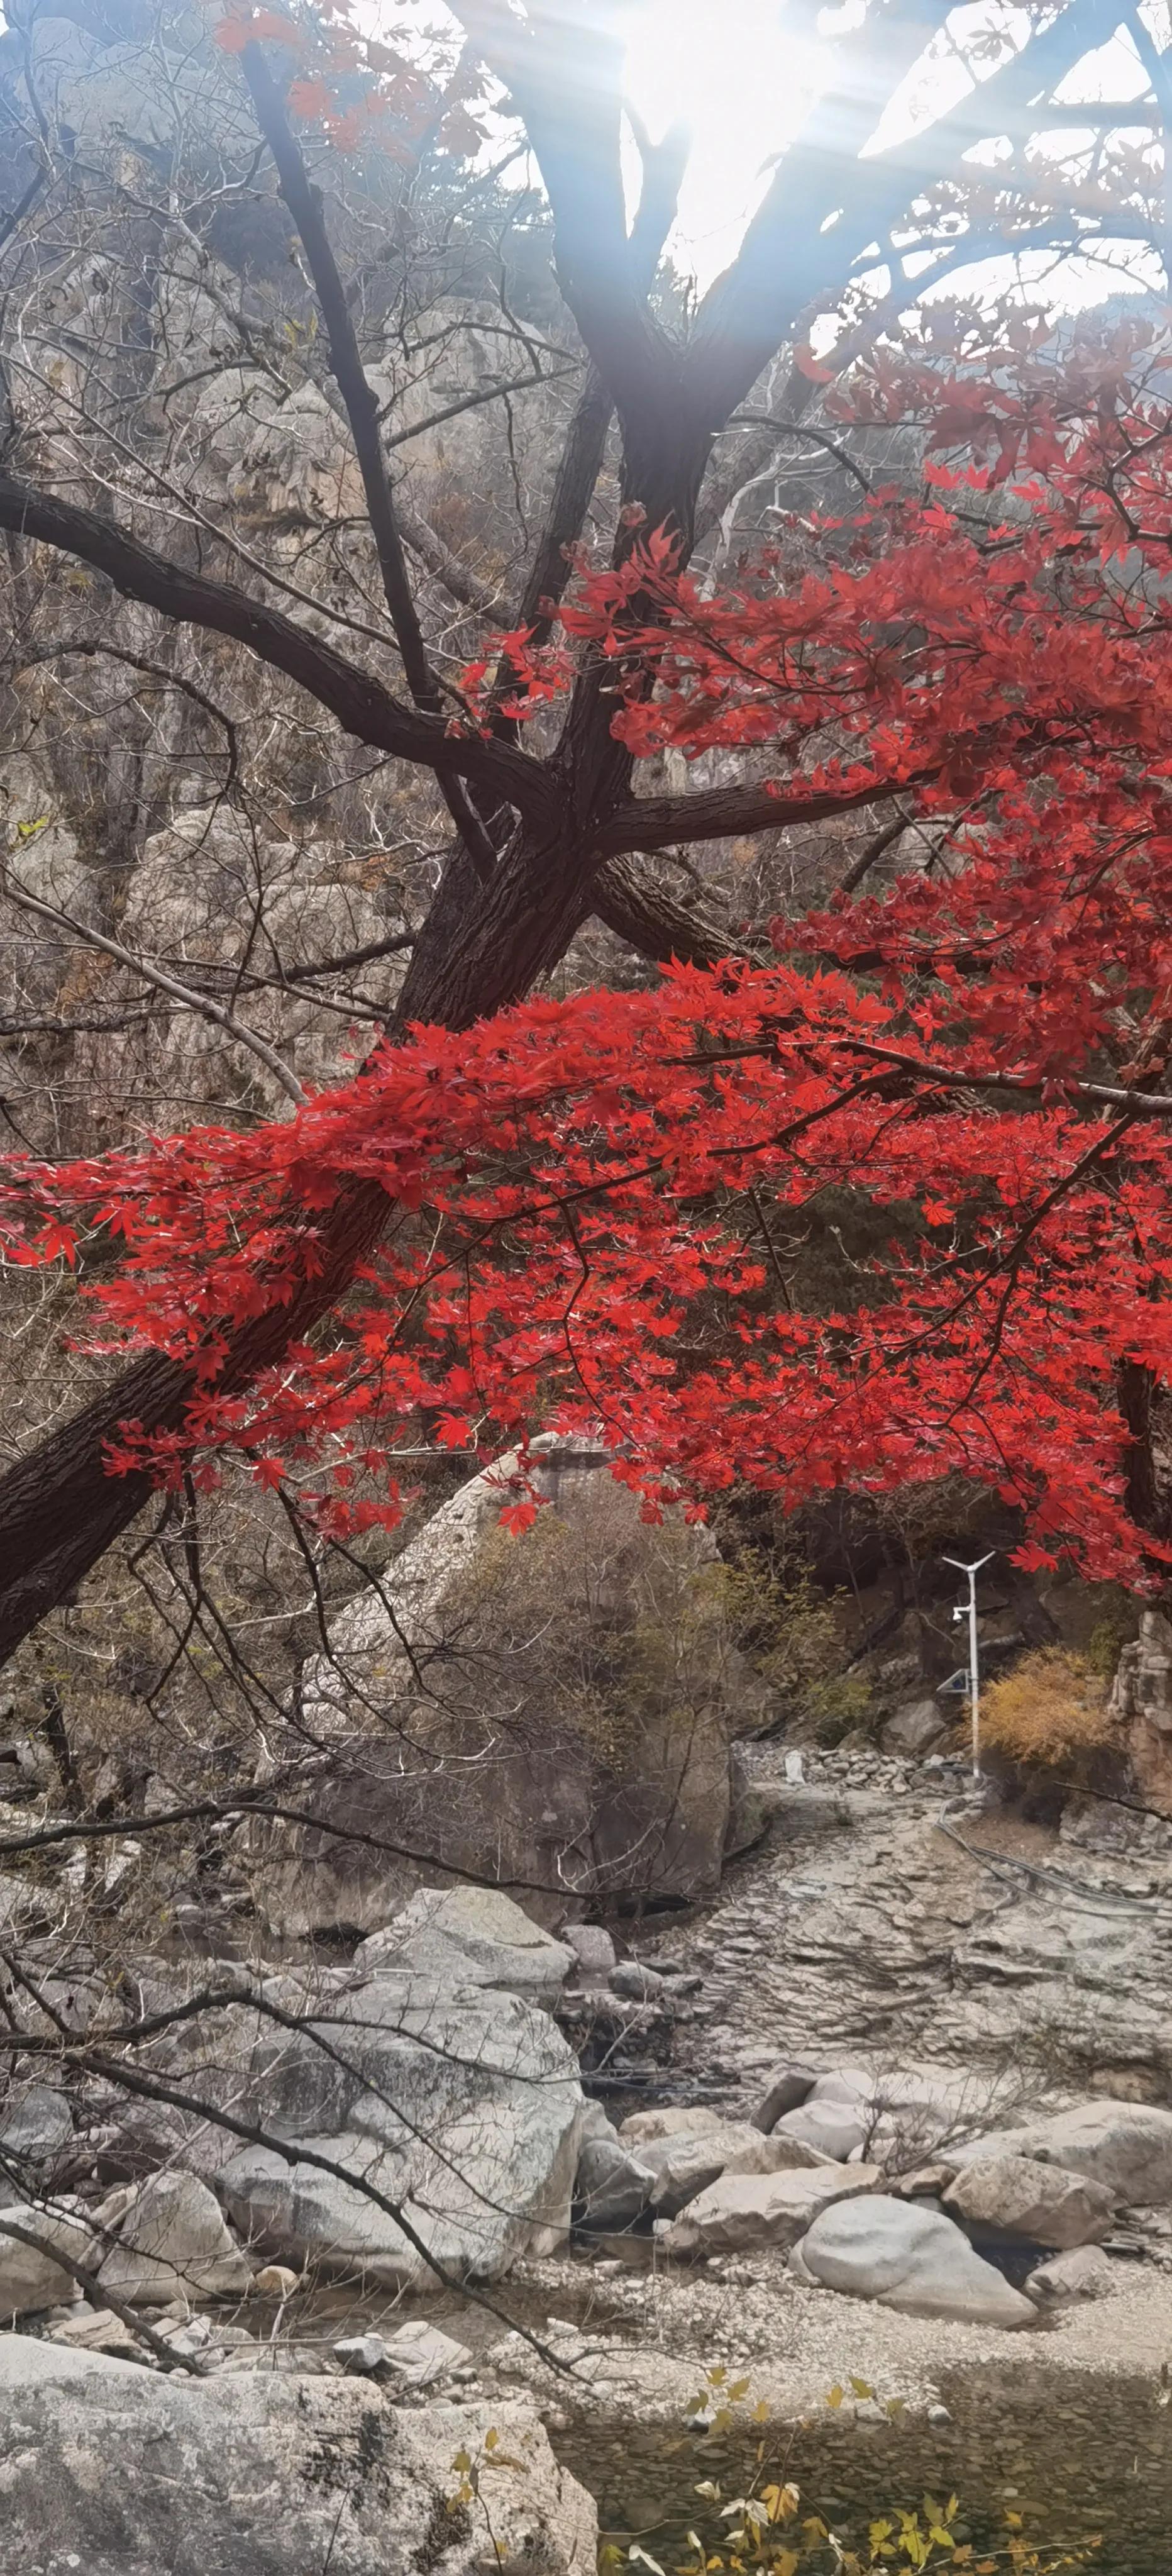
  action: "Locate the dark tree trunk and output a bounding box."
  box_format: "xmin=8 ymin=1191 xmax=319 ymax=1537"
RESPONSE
xmin=0 ymin=810 xmax=607 ymax=1662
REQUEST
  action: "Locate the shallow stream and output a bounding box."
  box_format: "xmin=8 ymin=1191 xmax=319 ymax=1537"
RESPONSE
xmin=560 ymin=2364 xmax=1172 ymax=2573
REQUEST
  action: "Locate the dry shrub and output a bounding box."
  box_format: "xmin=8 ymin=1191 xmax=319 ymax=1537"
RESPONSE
xmin=981 ymin=1646 xmax=1118 ymax=1768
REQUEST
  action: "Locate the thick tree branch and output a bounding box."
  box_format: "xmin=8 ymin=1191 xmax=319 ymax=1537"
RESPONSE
xmin=593 ymin=773 xmax=919 ymax=862
xmin=685 ymin=0 xmax=1119 ymax=442
xmin=505 ymin=114 xmax=689 ymax=683
xmin=0 ymin=472 xmax=559 ymax=830
xmin=591 ymin=854 xmax=738 ymax=969
xmin=689 ymin=0 xmax=954 ymax=416
xmin=451 ymin=0 xmax=673 ymax=440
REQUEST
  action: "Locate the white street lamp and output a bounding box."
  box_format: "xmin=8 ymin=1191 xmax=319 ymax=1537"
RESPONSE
xmin=943 ymin=1552 xmax=996 ymax=1782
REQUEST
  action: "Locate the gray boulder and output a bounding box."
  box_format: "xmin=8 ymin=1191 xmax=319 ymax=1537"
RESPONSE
xmin=97 ymin=2170 xmax=252 ymax=2303
xmin=0 ymin=2337 xmax=597 ymax=2576
xmin=790 ymin=2194 xmax=1036 ymax=2327
xmin=881 ymin=1700 xmax=947 ymax=1757
xmin=943 ymin=2153 xmax=1114 ymax=2250
xmin=638 ymin=2121 xmax=826 ymax=2219
xmin=575 ymin=2136 xmax=655 ymax=2231
xmin=773 ymin=2100 xmax=866 ymax=2162
xmin=574 ymin=2108 xmax=655 ymax=2231
xmin=244 ymin=1446 xmax=761 ymax=1936
xmin=218 ymin=1985 xmax=583 ymax=2289
xmin=663 ymin=2163 xmax=879 ymax=2258
xmin=0 ymin=2202 xmax=94 ymax=2316
xmin=749 ymin=2061 xmax=817 ymax=2133
xmin=954 ymin=2101 xmax=1172 ymax=2206
xmin=808 ymin=2069 xmax=873 ymax=2106
xmin=620 ymin=2106 xmax=729 ymax=2145
xmin=0 ymin=2082 xmax=74 ymax=2179
xmin=355 ymin=1886 xmax=573 ymax=2006
xmin=1026 ymin=2243 xmax=1117 ymax=2303
xmin=563 ymin=1923 xmax=618 ymax=1978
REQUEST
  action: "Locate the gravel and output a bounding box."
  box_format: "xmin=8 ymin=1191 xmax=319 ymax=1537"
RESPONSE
xmin=490 ymin=2245 xmax=1172 ymax=2424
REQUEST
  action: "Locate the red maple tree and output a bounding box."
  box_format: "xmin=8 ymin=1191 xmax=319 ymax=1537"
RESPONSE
xmin=6 ymin=313 xmax=1172 ymax=1585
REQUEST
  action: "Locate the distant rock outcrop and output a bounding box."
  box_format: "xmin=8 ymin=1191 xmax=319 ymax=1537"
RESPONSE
xmin=246 ymin=1442 xmax=763 ymax=1938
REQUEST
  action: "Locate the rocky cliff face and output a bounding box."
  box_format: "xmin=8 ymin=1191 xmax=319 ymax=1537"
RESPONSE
xmin=246 ymin=1441 xmax=766 ymax=1937
xmin=1108 ymin=1609 xmax=1172 ymax=1813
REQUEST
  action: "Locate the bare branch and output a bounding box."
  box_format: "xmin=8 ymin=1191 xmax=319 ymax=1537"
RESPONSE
xmin=240 ymin=42 xmax=498 ymax=883
xmin=0 ymin=870 xmax=310 ymax=1107
xmin=0 ymin=472 xmax=560 ymax=830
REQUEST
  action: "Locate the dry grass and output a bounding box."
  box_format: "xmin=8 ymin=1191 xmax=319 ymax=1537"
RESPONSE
xmin=981 ymin=1645 xmax=1117 ymax=1767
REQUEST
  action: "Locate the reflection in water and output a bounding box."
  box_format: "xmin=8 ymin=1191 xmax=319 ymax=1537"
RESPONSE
xmin=561 ymin=2365 xmax=1172 ymax=2575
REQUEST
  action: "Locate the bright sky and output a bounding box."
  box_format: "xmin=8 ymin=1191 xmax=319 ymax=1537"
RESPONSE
xmin=616 ymin=0 xmax=1162 ymax=306
xmin=404 ymin=1 xmax=1167 ymax=313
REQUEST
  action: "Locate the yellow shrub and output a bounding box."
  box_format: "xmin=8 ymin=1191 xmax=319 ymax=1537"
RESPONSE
xmin=981 ymin=1647 xmax=1117 ymax=1769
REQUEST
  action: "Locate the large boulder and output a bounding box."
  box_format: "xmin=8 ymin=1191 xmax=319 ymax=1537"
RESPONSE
xmin=955 ymin=2100 xmax=1172 ymax=2205
xmin=637 ymin=2121 xmax=826 ymax=2219
xmin=663 ymin=2164 xmax=880 ymax=2258
xmin=574 ymin=2111 xmax=656 ymax=2232
xmin=0 ymin=2337 xmax=597 ymax=2576
xmin=943 ymin=2153 xmax=1114 ymax=2250
xmin=881 ymin=1699 xmax=948 ymax=1758
xmin=789 ymin=2194 xmax=1036 ymax=2327
xmin=0 ymin=2082 xmax=74 ymax=2184
xmin=749 ymin=2061 xmax=818 ymax=2133
xmin=773 ymin=2099 xmax=866 ymax=2162
xmin=97 ymin=2170 xmax=252 ymax=2304
xmin=0 ymin=2202 xmax=94 ymax=2316
xmin=355 ymin=1887 xmax=573 ymax=2006
xmin=619 ymin=2106 xmax=730 ymax=2146
xmin=1108 ymin=1609 xmax=1172 ymax=1813
xmin=244 ymin=1445 xmax=761 ymax=1936
xmin=218 ymin=1982 xmax=583 ymax=2289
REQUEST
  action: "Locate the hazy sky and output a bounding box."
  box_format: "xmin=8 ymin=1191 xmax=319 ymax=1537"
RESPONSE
xmin=401 ymin=2 xmax=1164 ymax=312
xmin=619 ymin=0 xmax=1160 ymax=305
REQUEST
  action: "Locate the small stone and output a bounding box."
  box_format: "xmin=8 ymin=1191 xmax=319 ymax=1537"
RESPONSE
xmin=927 ymin=2403 xmax=953 ymax=2426
xmin=160 ymin=2314 xmax=214 ymax=2358
xmin=619 ymin=2106 xmax=727 ymax=2145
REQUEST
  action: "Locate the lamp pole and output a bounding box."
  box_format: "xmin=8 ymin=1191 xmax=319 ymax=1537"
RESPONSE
xmin=943 ymin=1552 xmax=995 ymax=1781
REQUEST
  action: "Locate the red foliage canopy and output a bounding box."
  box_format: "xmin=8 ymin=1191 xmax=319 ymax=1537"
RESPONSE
xmin=7 ymin=315 xmax=1172 ymax=1581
